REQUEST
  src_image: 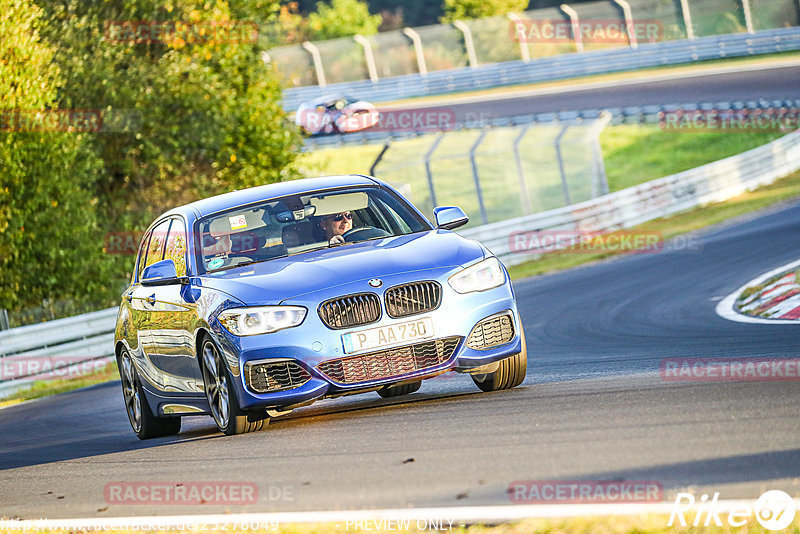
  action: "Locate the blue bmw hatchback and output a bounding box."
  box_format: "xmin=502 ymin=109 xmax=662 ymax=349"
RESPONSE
xmin=115 ymin=175 xmax=527 ymax=438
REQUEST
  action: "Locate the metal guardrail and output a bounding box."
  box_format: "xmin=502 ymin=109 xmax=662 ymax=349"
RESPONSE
xmin=283 ymin=27 xmax=800 ymax=112
xmin=270 ymin=0 xmax=797 ymax=89
xmin=460 ymin=128 xmax=800 ymax=266
xmin=303 ymin=98 xmax=800 ymax=150
xmin=0 ymin=307 xmax=117 ymax=398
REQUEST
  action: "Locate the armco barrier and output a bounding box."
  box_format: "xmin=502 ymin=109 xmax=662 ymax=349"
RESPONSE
xmin=461 ymin=129 xmax=800 ymax=265
xmin=282 ymin=28 xmax=800 ymax=111
xmin=0 ymin=307 xmax=117 ymax=398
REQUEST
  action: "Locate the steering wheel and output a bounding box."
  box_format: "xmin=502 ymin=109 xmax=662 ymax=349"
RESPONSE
xmin=342 ymin=226 xmax=391 ymax=243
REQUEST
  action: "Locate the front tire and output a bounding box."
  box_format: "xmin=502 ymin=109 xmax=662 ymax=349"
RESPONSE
xmin=200 ymin=336 xmax=268 ymax=435
xmin=377 ymin=381 xmax=421 ymax=398
xmin=471 ymin=335 xmax=528 ymax=392
xmin=118 ymin=349 xmax=181 ymax=440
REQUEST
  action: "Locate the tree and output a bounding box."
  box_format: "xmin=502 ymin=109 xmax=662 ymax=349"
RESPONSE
xmin=30 ymin=0 xmax=303 ymax=296
xmin=441 ymin=0 xmax=529 ymax=22
xmin=0 ymin=0 xmax=108 ymax=311
xmin=307 ymin=0 xmax=381 ymax=40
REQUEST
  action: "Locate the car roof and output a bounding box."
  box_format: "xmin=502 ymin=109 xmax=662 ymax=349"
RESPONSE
xmin=164 ymin=174 xmax=381 ymax=219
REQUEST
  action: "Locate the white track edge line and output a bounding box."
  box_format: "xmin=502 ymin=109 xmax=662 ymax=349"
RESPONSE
xmin=5 ymin=500 xmax=800 ymax=528
xmin=716 ymin=258 xmax=800 ymax=324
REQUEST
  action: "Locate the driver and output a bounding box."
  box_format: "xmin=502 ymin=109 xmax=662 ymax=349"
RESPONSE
xmin=319 ymin=211 xmax=352 ymax=245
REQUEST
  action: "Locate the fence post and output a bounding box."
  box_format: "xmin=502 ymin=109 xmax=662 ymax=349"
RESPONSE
xmin=424 ymin=133 xmax=446 ymax=208
xmin=512 ymin=124 xmax=534 ymax=215
xmin=302 ymin=41 xmax=327 ymax=88
xmin=0 ymin=309 xmax=9 ymax=331
xmin=612 ymin=0 xmax=638 ymax=49
xmin=592 ymin=139 xmax=610 ymax=198
xmin=679 ymin=0 xmax=696 ymax=39
xmin=554 ymin=123 xmax=573 ymax=206
xmin=560 ymin=4 xmax=584 ymax=53
xmin=402 ymin=27 xmax=428 ymax=76
xmin=370 ymin=141 xmax=392 ymax=176
xmin=453 ymin=20 xmax=480 ymax=68
xmin=507 ymin=13 xmax=531 ymax=62
xmin=741 ymin=0 xmax=755 ymax=33
xmin=354 ymin=35 xmax=379 ymax=82
xmin=587 ymin=111 xmax=612 ymax=197
xmin=469 ymin=130 xmax=490 ymax=224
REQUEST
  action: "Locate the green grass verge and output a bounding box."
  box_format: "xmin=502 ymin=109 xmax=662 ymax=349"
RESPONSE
xmin=300 ymin=125 xmax=783 ymax=194
xmin=2 ymin=514 xmax=797 ymax=533
xmin=0 ymin=360 xmax=118 ymax=408
xmin=299 ymin=125 xmax=786 ymax=226
xmin=601 ymin=126 xmax=784 ymax=191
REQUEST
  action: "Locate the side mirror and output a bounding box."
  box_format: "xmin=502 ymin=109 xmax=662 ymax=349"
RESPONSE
xmin=433 ymin=206 xmax=469 ymax=230
xmin=141 ymin=259 xmax=179 ymax=286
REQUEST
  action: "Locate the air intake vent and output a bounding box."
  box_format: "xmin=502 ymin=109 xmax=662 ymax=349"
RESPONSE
xmin=385 ymin=281 xmax=442 ymax=318
xmin=317 ymin=336 xmax=461 ymax=384
xmin=467 ymin=313 xmax=515 ymax=350
xmin=244 ymin=360 xmax=311 ymax=393
xmin=318 ymin=293 xmax=382 ymax=329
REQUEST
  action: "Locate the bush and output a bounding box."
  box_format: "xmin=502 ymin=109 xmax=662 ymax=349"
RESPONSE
xmin=30 ymin=0 xmax=303 ymax=303
xmin=0 ymin=0 xmax=110 ymax=312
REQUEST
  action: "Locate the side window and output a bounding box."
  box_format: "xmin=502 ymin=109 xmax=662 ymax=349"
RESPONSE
xmin=141 ymin=219 xmax=171 ymax=277
xmin=164 ymin=219 xmax=187 ymax=277
xmin=134 ymin=231 xmax=152 ymax=283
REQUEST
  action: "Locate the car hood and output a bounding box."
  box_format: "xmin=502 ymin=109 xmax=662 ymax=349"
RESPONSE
xmin=197 ymin=230 xmax=485 ymax=305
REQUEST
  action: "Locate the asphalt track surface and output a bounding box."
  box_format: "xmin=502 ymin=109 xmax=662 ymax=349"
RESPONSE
xmin=391 ymin=64 xmax=800 ymax=121
xmin=1 ymin=197 xmax=799 ymax=519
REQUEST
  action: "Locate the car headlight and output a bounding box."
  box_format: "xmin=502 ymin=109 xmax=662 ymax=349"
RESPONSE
xmin=448 ymin=257 xmax=506 ymax=294
xmin=218 ymin=306 xmax=307 ymax=336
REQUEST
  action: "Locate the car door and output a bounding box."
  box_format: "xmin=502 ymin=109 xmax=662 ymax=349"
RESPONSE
xmin=129 ymin=219 xmax=172 ymax=390
xmin=146 ymin=217 xmax=201 ymax=393
xmin=120 ymin=230 xmax=152 ymax=363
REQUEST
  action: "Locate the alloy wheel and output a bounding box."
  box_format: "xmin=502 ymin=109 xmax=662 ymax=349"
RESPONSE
xmin=202 ymin=340 xmax=230 ymax=429
xmin=120 ymin=351 xmax=142 ymax=432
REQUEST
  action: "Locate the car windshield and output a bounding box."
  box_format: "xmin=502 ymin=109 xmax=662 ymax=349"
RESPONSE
xmin=196 ymin=186 xmax=430 ymax=273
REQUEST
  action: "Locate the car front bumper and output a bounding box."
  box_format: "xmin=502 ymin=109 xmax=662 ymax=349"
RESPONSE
xmin=211 ymin=269 xmax=525 ymax=412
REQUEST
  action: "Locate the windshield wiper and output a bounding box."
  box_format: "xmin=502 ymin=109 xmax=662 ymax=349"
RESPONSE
xmin=209 ymin=259 xmax=263 ymax=273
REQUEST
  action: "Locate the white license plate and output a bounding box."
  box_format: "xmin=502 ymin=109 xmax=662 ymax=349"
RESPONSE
xmin=342 ymin=317 xmax=434 ymax=354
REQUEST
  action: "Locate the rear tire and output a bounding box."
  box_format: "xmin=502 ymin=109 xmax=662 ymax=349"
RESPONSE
xmin=200 ymin=335 xmax=268 ymax=435
xmin=377 ymin=381 xmax=421 ymax=398
xmin=118 ymin=349 xmax=181 ymax=440
xmin=471 ymin=335 xmax=528 ymax=392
